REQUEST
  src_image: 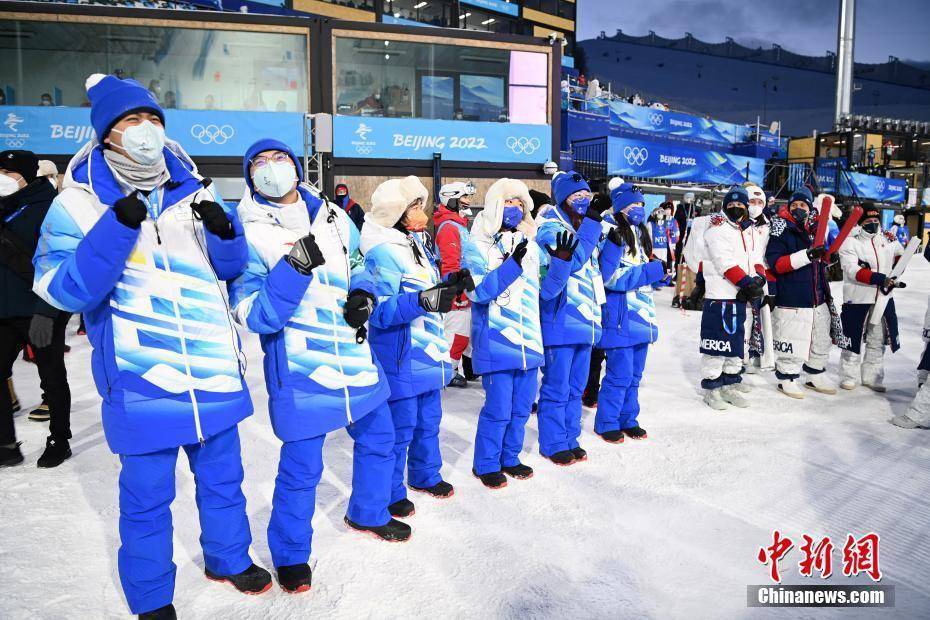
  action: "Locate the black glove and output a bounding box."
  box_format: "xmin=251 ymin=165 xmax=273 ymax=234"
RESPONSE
xmin=113 ymin=193 xmax=147 ymax=229
xmin=286 ymin=234 xmax=325 ymax=275
xmin=762 ymin=295 xmax=776 ymax=311
xmin=607 ymin=225 xmax=625 ymax=248
xmin=880 ymin=278 xmax=906 ymax=296
xmin=445 ymin=269 xmax=476 ymax=294
xmin=548 ymin=231 xmax=579 ymax=261
xmin=418 ymin=282 xmax=458 ymax=313
xmin=584 ymin=207 xmax=602 ymax=223
xmin=736 ymin=276 xmax=766 ymax=303
xmin=509 ymin=239 xmax=529 ymax=266
xmin=343 ymin=289 xmax=375 ymax=329
xmin=806 ymin=245 xmax=827 ymax=261
xmin=28 ymin=314 xmax=54 ymax=349
xmin=191 ymin=200 xmax=235 ymax=240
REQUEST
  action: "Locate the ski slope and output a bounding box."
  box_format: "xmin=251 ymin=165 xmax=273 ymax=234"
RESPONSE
xmin=3 ymin=261 xmax=930 ymax=619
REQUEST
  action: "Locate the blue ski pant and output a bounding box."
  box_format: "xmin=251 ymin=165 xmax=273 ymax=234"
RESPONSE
xmin=537 ymin=343 xmax=592 ymax=456
xmin=266 ymin=401 xmax=394 ymax=568
xmin=595 ymin=343 xmax=649 ymax=434
xmin=473 ymin=368 xmax=538 ymax=475
xmin=389 ymin=390 xmax=443 ymax=503
xmin=117 ymin=425 xmax=252 ymax=615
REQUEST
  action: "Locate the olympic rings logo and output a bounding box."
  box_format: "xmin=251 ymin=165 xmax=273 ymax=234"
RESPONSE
xmin=355 ymin=145 xmax=373 ymax=155
xmin=875 ymin=179 xmax=886 ymax=192
xmin=624 ymin=146 xmax=649 ymax=166
xmin=4 ymin=138 xmax=25 ymax=148
xmin=507 ymin=136 xmax=541 ymax=155
xmin=190 ymin=124 xmax=234 ymax=145
xmin=649 ymin=113 xmax=664 ymax=126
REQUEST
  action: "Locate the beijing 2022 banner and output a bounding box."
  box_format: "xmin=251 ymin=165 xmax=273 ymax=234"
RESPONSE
xmin=608 ymin=100 xmax=751 ymax=146
xmin=816 ymin=167 xmax=907 ymax=202
xmin=607 ymin=136 xmax=764 ymax=185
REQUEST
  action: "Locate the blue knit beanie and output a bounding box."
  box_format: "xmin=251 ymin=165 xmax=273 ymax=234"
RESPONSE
xmin=551 ymin=170 xmax=590 ymax=209
xmin=722 ymin=185 xmax=749 ymax=207
xmin=86 ymin=73 xmax=164 ymax=140
xmin=788 ymin=186 xmax=814 ymax=209
xmin=243 ymin=138 xmax=304 ymax=194
xmin=610 ymin=182 xmax=644 ymax=212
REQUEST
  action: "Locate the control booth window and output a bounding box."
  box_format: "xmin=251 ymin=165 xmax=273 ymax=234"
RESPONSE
xmin=459 ymin=9 xmax=520 ymax=35
xmin=0 ymin=19 xmax=309 ymax=112
xmin=334 ymin=34 xmax=549 ymax=124
xmin=382 ymin=0 xmax=455 ymax=27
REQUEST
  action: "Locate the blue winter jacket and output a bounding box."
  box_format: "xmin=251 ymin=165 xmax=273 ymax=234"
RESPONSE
xmin=599 ymin=213 xmax=666 ymax=348
xmin=33 ymin=141 xmax=251 ymax=455
xmin=765 ymin=208 xmax=831 ymax=308
xmin=534 ymin=207 xmax=608 ymax=347
xmin=229 ymin=184 xmax=389 ymax=442
xmin=895 ymin=224 xmax=910 ymax=246
xmin=361 ymin=220 xmax=452 ymax=401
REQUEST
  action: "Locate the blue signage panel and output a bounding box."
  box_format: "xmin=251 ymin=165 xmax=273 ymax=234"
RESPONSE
xmin=607 ymin=136 xmax=764 ymax=185
xmin=333 ymin=116 xmax=552 ymax=164
xmin=381 ymin=15 xmax=439 ymax=28
xmin=460 ymin=0 xmax=520 ymax=17
xmin=608 ymin=100 xmax=751 ymax=146
xmin=815 ymin=167 xmax=907 ymax=202
xmin=0 ymin=106 xmax=304 ymax=158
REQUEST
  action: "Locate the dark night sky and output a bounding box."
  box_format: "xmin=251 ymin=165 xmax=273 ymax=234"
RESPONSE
xmin=578 ymin=0 xmax=930 ymax=67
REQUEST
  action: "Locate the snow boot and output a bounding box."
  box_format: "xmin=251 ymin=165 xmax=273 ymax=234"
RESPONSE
xmin=778 ymin=379 xmax=805 ymax=399
xmin=0 ymin=442 xmax=24 ymax=467
xmin=472 ymin=469 xmax=507 ymax=489
xmin=501 ymin=463 xmax=534 ymax=479
xmin=410 ymin=479 xmax=454 ymax=499
xmin=864 ymin=382 xmax=887 ymax=393
xmin=344 ymin=516 xmax=412 ymax=542
xmin=622 ymin=426 xmax=648 ymax=440
xmin=205 ymin=563 xmax=272 ymax=595
xmin=891 ymin=415 xmax=922 ymax=430
xmin=596 ymin=429 xmax=625 ymax=444
xmin=449 ymin=373 xmax=467 ymax=388
xmin=734 ymin=380 xmax=752 ymax=393
xmin=28 ymin=402 xmax=50 ymax=422
xmin=77 ymin=315 xmax=86 ymax=336
xmin=7 ymin=378 xmax=19 ymax=413
xmin=388 ymin=498 xmax=415 ymax=519
xmin=37 ymin=437 xmax=71 ymax=468
xmin=840 ymin=379 xmax=856 ymax=390
xmin=139 ymin=604 xmax=176 ymax=620
xmin=581 ymin=390 xmax=598 ymax=409
xmin=277 ymin=563 xmax=312 ymax=594
xmin=545 ymin=450 xmax=576 ymax=466
xmin=703 ymin=388 xmax=730 ymax=410
xmin=721 ymin=386 xmax=750 ymax=408
xmin=804 ymin=374 xmax=837 ymax=395
xmin=571 ymin=447 xmax=588 ymax=461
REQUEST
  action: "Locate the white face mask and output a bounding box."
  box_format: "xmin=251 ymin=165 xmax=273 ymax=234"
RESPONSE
xmin=110 ymin=120 xmax=166 ymax=166
xmin=253 ymin=161 xmax=297 ymax=199
xmin=749 ymin=203 xmax=764 ymax=219
xmin=0 ymin=174 xmax=20 ymax=197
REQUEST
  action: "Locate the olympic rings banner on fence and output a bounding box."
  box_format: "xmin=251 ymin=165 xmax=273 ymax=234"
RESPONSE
xmin=607 ymin=100 xmax=751 ymax=146
xmin=816 ymin=167 xmax=907 ymax=203
xmin=607 ymin=136 xmax=764 ymax=185
xmin=332 ymin=116 xmax=552 ymax=164
xmin=0 ymin=106 xmax=305 ymax=157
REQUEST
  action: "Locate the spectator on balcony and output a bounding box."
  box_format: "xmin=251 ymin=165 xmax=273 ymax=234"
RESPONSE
xmin=585 ymin=78 xmax=601 ymax=100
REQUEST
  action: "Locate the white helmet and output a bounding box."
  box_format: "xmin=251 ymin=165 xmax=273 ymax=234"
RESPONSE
xmin=894 ymin=214 xmax=905 ymax=225
xmin=439 ymin=181 xmax=476 ymax=206
xmin=745 ymin=184 xmax=765 ymax=202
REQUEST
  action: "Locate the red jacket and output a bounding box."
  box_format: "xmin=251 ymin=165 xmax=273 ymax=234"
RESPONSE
xmin=433 ymin=204 xmax=469 ymax=278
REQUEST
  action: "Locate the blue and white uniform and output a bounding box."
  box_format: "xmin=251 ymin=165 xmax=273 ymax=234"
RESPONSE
xmin=228 ymin=139 xmax=394 ymax=568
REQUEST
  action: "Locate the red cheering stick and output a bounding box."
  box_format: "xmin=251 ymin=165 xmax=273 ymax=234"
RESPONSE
xmin=825 ymin=205 xmax=863 ymax=261
xmin=812 ymin=194 xmax=832 ymax=248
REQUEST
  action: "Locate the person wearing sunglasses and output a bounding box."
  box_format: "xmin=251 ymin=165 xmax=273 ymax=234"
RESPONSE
xmin=361 ymin=176 xmax=469 ymax=519
xmin=228 ymin=139 xmax=405 ymax=595
xmin=533 ymin=171 xmax=608 ymax=466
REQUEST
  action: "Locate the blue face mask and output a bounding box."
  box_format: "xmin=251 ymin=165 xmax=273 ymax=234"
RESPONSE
xmin=569 ymin=196 xmax=591 ymax=216
xmin=790 ymin=207 xmax=809 ymax=225
xmin=501 ymin=205 xmax=523 ymax=229
xmin=624 ymin=205 xmax=645 ymax=226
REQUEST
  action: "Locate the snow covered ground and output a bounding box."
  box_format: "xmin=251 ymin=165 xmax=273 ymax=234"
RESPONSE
xmin=4 ymin=261 xmax=930 ymax=619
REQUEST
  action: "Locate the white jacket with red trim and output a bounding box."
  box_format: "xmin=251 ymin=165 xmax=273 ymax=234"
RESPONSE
xmin=838 ymin=228 xmax=904 ymax=305
xmin=702 ymin=213 xmax=767 ymax=300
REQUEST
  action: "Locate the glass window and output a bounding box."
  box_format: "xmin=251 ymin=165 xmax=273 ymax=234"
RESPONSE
xmin=334 ymin=35 xmax=549 ymax=124
xmin=458 ymin=9 xmax=520 ymax=34
xmin=382 ymin=0 xmax=454 ymax=27
xmin=324 ymin=0 xmax=376 ymax=10
xmin=0 ymin=20 xmax=308 ymax=111
xmin=559 ymin=2 xmax=576 ymax=21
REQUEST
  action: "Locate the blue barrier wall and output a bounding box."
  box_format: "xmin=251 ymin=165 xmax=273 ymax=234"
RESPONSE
xmin=607 ymin=135 xmax=764 ymax=185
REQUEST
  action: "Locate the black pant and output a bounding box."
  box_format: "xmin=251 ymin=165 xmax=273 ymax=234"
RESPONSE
xmin=584 ymin=347 xmax=606 ymax=402
xmin=0 ymin=314 xmax=72 ymax=445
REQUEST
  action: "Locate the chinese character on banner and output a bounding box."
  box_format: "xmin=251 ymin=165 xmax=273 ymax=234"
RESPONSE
xmin=842 ymin=533 xmax=882 ymax=581
xmin=798 ymin=535 xmax=834 ymax=578
xmin=757 ymin=530 xmax=794 ymax=583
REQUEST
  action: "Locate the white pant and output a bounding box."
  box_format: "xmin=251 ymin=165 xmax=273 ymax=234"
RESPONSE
xmin=773 ymin=304 xmax=832 ymax=378
xmin=443 ymin=309 xmax=472 ymax=373
xmin=906 ymin=380 xmax=930 ymax=427
xmin=839 ymin=322 xmax=885 ymax=385
xmin=701 ymin=353 xmax=743 ymax=385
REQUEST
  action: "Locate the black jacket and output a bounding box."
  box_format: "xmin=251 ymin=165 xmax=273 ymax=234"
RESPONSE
xmin=0 ymin=178 xmax=61 ymax=319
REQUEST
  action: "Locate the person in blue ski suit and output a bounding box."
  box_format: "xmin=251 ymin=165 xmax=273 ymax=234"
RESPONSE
xmin=594 ymin=184 xmax=666 ymax=442
xmin=361 ymin=176 xmax=464 ymax=518
xmin=228 ymin=140 xmax=408 ymax=593
xmin=31 ymin=74 xmax=269 ymax=618
xmin=534 ymin=171 xmax=613 ymax=466
xmin=461 ymin=178 xmax=573 ymax=488
xmin=891 ymin=214 xmax=910 ymax=246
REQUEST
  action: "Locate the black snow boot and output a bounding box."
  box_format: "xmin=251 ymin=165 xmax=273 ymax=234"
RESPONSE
xmin=410 ymin=479 xmax=454 ymax=498
xmin=472 ymin=469 xmax=507 ymax=489
xmin=596 ymin=429 xmax=625 ymax=444
xmin=570 ymin=447 xmax=588 ymax=462
xmin=449 ymin=373 xmax=467 ymax=388
xmin=545 ymin=450 xmax=576 ymax=466
xmin=0 ymin=442 xmax=24 ymax=467
xmin=139 ymin=604 xmax=176 ymax=620
xmin=277 ymin=563 xmax=312 ymax=594
xmin=501 ymin=463 xmax=534 ymax=479
xmin=28 ymin=402 xmax=50 ymax=422
xmin=463 ymin=355 xmax=479 ymax=381
xmin=344 ymin=516 xmax=412 ymax=542
xmin=388 ymin=498 xmax=415 ymax=518
xmin=205 ymin=563 xmax=272 ymax=595
xmin=37 ymin=436 xmax=71 ymax=468
xmin=622 ymin=426 xmax=648 ymax=440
